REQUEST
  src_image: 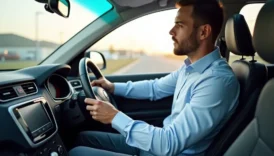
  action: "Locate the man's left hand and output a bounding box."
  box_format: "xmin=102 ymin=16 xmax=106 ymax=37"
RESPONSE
xmin=84 ymin=98 xmax=119 ymax=124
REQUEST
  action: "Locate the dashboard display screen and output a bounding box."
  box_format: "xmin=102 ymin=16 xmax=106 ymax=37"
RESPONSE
xmin=18 ymin=103 xmax=51 ymax=132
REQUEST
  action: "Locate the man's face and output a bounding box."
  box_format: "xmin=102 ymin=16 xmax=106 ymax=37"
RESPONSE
xmin=169 ymin=5 xmax=200 ymax=56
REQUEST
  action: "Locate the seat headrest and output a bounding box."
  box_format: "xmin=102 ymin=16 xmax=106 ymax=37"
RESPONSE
xmin=253 ymin=0 xmax=274 ymax=63
xmin=225 ymin=14 xmax=255 ymax=56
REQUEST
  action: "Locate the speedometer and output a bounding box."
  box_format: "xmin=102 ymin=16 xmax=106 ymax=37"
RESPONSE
xmin=46 ymin=74 xmax=72 ymax=100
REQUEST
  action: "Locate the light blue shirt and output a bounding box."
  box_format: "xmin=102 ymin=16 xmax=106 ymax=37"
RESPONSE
xmin=111 ymin=48 xmax=240 ymax=156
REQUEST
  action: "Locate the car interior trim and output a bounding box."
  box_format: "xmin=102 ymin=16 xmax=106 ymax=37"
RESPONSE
xmin=0 ymin=82 xmax=38 ymax=103
xmin=8 ymin=97 xmax=58 ymax=148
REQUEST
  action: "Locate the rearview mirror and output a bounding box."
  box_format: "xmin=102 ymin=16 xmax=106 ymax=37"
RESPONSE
xmin=48 ymin=0 xmax=70 ymax=18
xmin=85 ymin=51 xmax=106 ymax=70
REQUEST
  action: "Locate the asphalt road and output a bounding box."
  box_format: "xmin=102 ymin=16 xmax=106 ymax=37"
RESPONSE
xmin=113 ymin=56 xmax=184 ymax=75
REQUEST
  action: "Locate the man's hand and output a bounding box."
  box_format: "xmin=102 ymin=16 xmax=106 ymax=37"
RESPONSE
xmin=91 ymin=78 xmax=114 ymax=94
xmin=85 ymin=98 xmax=119 ymax=124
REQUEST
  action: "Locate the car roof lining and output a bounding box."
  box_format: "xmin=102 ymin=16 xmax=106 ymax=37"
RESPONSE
xmin=111 ymin=0 xmax=267 ymax=8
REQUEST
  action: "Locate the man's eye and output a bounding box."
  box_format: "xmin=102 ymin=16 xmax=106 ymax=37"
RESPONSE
xmin=176 ymin=23 xmax=183 ymax=28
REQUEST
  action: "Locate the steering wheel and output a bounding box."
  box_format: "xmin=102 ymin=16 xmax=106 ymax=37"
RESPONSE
xmin=78 ymin=57 xmax=117 ymax=116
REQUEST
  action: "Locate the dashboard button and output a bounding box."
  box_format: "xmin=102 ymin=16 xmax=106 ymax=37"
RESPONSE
xmin=71 ymin=81 xmax=80 ymax=87
xmin=47 ymin=123 xmax=53 ymax=129
xmin=32 ymin=132 xmax=38 ymax=137
xmin=57 ymin=145 xmax=64 ymax=154
xmin=14 ymin=86 xmax=26 ymax=96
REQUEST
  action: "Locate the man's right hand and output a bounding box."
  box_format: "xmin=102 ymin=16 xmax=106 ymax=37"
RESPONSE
xmin=90 ymin=78 xmax=115 ymax=94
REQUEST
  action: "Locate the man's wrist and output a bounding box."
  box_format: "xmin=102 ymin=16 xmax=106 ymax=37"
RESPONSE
xmin=111 ymin=109 xmax=119 ymax=123
xmin=111 ymin=111 xmax=133 ymax=137
xmin=110 ymin=83 xmax=115 ymax=93
xmin=113 ymin=83 xmax=127 ymax=96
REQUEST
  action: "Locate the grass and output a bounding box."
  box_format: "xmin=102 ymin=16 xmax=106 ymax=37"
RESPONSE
xmin=0 ymin=61 xmax=38 ymax=70
xmin=101 ymin=58 xmax=137 ymax=75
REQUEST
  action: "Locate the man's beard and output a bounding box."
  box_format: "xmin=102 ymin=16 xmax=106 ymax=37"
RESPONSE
xmin=173 ymin=29 xmax=200 ymax=56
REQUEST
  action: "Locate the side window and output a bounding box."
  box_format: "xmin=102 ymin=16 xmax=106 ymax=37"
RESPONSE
xmin=91 ymin=9 xmax=186 ymax=75
xmin=229 ymin=3 xmax=267 ymax=64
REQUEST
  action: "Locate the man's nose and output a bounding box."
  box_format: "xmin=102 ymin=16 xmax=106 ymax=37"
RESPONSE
xmin=169 ymin=26 xmax=175 ymax=36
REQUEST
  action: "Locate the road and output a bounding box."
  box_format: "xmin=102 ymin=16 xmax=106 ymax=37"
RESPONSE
xmin=113 ymin=56 xmax=184 ymax=75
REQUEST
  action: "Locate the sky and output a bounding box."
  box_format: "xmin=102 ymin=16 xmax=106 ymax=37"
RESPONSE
xmin=92 ymin=10 xmax=177 ymax=54
xmin=0 ymin=0 xmax=264 ymax=55
xmin=0 ymin=0 xmax=96 ymax=44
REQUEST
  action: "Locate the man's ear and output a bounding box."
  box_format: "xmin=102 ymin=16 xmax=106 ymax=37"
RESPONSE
xmin=198 ymin=24 xmax=212 ymax=40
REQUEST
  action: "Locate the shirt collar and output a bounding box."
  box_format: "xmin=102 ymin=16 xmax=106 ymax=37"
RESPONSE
xmin=184 ymin=47 xmax=221 ymax=74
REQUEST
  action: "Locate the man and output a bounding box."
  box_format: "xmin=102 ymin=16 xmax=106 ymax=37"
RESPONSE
xmin=69 ymin=0 xmax=240 ymax=155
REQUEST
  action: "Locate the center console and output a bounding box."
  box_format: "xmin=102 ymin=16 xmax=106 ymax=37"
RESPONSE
xmin=8 ymin=97 xmax=68 ymax=156
xmin=26 ymin=134 xmax=67 ymax=156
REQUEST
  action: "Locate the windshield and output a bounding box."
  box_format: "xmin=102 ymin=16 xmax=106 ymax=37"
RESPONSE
xmin=0 ymin=0 xmax=112 ymax=70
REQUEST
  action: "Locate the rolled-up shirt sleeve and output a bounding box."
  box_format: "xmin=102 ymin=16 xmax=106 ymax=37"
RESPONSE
xmin=113 ymin=66 xmax=182 ymax=101
xmin=111 ymin=76 xmax=239 ymax=156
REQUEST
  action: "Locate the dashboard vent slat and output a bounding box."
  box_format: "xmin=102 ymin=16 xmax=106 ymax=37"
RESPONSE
xmin=0 ymin=87 xmax=18 ymax=101
xmin=22 ymin=83 xmax=37 ymax=94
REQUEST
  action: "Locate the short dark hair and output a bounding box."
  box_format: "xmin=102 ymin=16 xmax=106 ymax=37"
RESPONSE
xmin=176 ymin=0 xmax=224 ymax=42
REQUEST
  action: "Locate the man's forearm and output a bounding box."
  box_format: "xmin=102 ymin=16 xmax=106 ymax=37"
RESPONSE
xmin=114 ymin=80 xmax=159 ymax=100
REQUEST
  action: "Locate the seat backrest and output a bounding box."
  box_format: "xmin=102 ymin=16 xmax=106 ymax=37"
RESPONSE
xmin=206 ymin=14 xmax=267 ymax=155
xmin=225 ymin=1 xmax=274 ymax=155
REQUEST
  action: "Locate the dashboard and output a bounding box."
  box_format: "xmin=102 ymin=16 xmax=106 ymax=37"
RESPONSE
xmin=0 ymin=64 xmax=83 ymax=156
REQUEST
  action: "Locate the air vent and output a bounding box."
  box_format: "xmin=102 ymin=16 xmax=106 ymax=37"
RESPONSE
xmin=0 ymin=87 xmax=18 ymax=101
xmin=21 ymin=83 xmax=37 ymax=94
